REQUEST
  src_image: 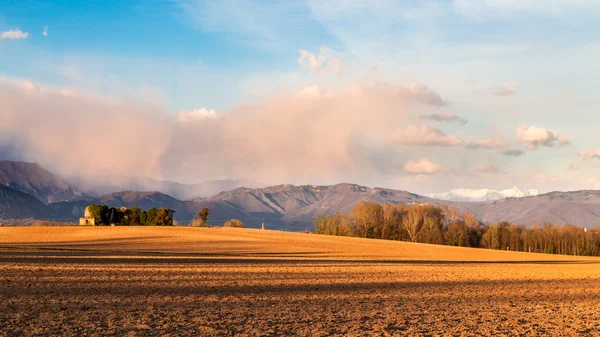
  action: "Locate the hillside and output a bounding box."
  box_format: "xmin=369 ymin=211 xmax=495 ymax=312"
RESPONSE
xmin=3 ymin=226 xmax=596 ymax=261
xmin=472 ymin=190 xmax=600 ymax=226
xmin=0 ymin=184 xmax=49 ymax=220
xmin=0 ymin=161 xmax=87 ymax=203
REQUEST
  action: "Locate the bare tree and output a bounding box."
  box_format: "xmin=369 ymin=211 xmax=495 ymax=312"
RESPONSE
xmin=350 ymin=201 xmax=383 ymax=238
xmin=401 ymin=205 xmax=425 ymax=242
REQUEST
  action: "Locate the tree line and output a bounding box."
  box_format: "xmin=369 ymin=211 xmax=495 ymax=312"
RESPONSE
xmin=313 ymin=201 xmax=600 ymax=256
xmin=86 ymin=204 xmax=174 ymax=226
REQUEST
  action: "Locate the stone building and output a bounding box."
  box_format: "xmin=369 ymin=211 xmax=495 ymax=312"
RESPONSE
xmin=79 ymin=206 xmax=96 ymax=226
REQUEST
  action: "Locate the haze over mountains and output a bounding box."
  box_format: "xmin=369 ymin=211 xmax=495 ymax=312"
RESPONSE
xmin=0 ymin=161 xmax=87 ymax=204
xmin=68 ymin=175 xmax=266 ymax=200
xmin=427 ymin=186 xmax=540 ymax=202
xmin=1 ymin=161 xmax=600 ymax=229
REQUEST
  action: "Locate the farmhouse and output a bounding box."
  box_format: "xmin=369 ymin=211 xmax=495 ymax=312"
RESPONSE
xmin=79 ymin=205 xmax=175 ymax=226
xmin=79 ymin=206 xmax=96 ymax=226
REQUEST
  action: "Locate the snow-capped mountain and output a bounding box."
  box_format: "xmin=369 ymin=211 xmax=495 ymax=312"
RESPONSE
xmin=426 ymin=186 xmax=540 ymax=202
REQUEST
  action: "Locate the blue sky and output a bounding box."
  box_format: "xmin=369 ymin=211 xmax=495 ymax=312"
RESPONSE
xmin=2 ymin=1 xmax=600 ymax=193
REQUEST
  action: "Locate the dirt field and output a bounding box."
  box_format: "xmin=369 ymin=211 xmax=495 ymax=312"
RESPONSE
xmin=1 ymin=227 xmax=600 ymax=336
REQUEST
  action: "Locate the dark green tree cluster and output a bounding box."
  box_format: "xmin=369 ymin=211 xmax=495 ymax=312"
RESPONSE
xmin=85 ymin=204 xmax=174 ymax=226
xmin=313 ymin=201 xmax=600 ymax=256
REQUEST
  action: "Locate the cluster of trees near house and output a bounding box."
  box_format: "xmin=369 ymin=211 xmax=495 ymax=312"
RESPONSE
xmin=313 ymin=201 xmax=600 ymax=256
xmin=86 ymin=204 xmax=174 ymax=226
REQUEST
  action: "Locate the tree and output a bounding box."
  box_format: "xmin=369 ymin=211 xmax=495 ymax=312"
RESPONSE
xmin=446 ymin=221 xmax=467 ymax=246
xmin=127 ymin=206 xmax=142 ymax=226
xmin=350 ymin=201 xmax=383 ymax=238
xmin=146 ymin=208 xmax=158 ymax=226
xmin=191 ymin=208 xmax=210 ymax=227
xmin=445 ymin=206 xmax=461 ymax=225
xmin=464 ymin=211 xmax=481 ymax=247
xmin=156 ymin=208 xmax=172 ymax=226
xmin=99 ymin=205 xmax=110 ymax=225
xmin=198 ymin=208 xmax=210 ymax=223
xmin=139 ymin=211 xmax=148 ymax=226
xmin=401 ymin=205 xmax=425 ymax=242
xmin=224 ymin=219 xmax=245 ymax=228
xmin=420 ymin=205 xmax=445 ymax=244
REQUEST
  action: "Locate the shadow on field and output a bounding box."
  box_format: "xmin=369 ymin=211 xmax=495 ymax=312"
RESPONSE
xmin=0 ymin=249 xmax=598 ymax=266
xmin=1 ymin=268 xmax=596 ymax=302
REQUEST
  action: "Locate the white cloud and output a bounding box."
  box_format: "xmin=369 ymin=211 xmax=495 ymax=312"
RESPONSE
xmin=465 ymin=137 xmax=508 ymax=149
xmin=392 ymin=125 xmax=464 ymax=147
xmin=1 ymin=29 xmax=29 ymax=40
xmin=420 ymin=113 xmax=467 ymax=125
xmin=580 ymin=148 xmax=600 ymax=161
xmin=43 ymin=26 xmax=48 ymax=37
xmin=178 ymin=108 xmax=218 ymax=123
xmin=516 ymin=124 xmax=570 ymax=150
xmin=491 ymin=80 xmax=519 ymax=96
xmin=298 ymin=46 xmax=342 ymax=74
xmin=403 ymin=158 xmax=449 ymax=174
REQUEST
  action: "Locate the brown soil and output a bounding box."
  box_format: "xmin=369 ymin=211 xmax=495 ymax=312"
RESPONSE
xmin=1 ymin=227 xmax=599 ymax=336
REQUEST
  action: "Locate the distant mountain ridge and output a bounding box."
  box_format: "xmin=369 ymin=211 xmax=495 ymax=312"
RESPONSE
xmin=67 ymin=175 xmax=266 ymax=200
xmin=0 ymin=161 xmax=87 ymax=204
xmin=0 ymin=184 xmax=49 ymax=219
xmin=1 ymin=161 xmax=600 ymax=229
xmin=427 ymin=186 xmax=540 ymax=202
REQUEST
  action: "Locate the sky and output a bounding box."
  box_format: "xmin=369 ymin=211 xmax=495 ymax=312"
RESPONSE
xmin=1 ymin=0 xmax=600 ymax=194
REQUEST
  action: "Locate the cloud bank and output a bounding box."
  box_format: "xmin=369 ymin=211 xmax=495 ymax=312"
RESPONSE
xmin=0 ymin=79 xmax=453 ymax=186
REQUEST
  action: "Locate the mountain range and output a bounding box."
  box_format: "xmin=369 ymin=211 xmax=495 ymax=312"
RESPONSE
xmin=1 ymin=161 xmax=599 ymax=229
xmin=0 ymin=161 xmax=88 ymax=203
xmin=67 ymin=175 xmax=266 ymax=200
xmin=427 ymin=186 xmax=540 ymax=202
